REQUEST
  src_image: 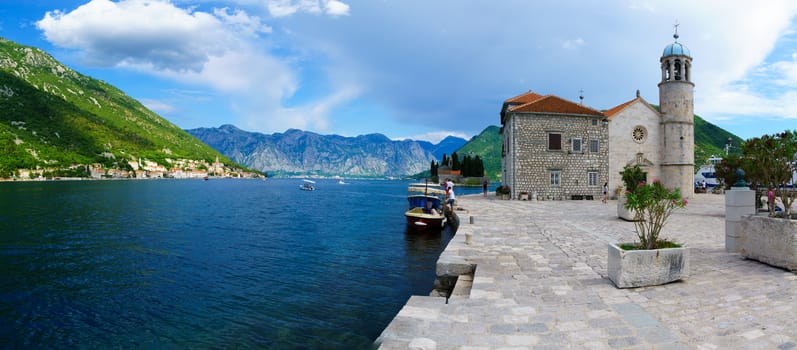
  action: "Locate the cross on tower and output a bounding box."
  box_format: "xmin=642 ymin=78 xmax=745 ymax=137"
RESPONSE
xmin=673 ymin=21 xmax=680 ymax=40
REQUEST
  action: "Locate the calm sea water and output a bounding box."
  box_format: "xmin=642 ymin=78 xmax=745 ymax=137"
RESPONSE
xmin=0 ymin=179 xmax=487 ymax=349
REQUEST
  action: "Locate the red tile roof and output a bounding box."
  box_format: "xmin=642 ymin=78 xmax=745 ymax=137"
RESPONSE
xmin=509 ymin=94 xmax=604 ymax=116
xmin=603 ymin=97 xmax=639 ymax=118
xmin=604 ymin=96 xmax=659 ymax=119
xmin=505 ymin=91 xmax=545 ymax=104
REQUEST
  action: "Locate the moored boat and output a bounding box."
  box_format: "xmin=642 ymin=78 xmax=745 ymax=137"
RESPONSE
xmin=694 ymin=156 xmax=721 ymax=190
xmin=405 ymin=183 xmax=446 ymax=231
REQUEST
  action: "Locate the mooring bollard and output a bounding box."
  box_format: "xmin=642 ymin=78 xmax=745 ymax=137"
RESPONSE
xmin=469 ymin=216 xmax=474 ymax=224
xmin=465 ymin=232 xmax=472 ymax=245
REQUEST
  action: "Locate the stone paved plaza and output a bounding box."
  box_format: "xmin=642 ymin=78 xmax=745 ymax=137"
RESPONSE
xmin=376 ymin=193 xmax=797 ymax=350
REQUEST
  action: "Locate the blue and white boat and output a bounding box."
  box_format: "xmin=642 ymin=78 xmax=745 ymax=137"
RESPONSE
xmin=299 ymin=179 xmax=316 ymax=191
xmin=405 ymin=183 xmax=446 ymax=231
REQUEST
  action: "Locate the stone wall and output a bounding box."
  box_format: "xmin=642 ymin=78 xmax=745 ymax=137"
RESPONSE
xmin=503 ymin=112 xmax=608 ymax=200
xmin=738 ymin=215 xmax=797 ymax=271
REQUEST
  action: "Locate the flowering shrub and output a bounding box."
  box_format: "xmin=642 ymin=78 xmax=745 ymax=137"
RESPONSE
xmin=624 ymin=179 xmax=688 ymax=250
xmin=620 ymin=165 xmax=646 ymax=193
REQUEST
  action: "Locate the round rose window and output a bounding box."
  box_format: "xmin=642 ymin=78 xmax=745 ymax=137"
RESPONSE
xmin=632 ymin=126 xmax=647 ymax=143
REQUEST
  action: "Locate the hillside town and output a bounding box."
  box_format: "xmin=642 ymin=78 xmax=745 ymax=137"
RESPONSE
xmin=5 ymin=156 xmax=262 ymax=181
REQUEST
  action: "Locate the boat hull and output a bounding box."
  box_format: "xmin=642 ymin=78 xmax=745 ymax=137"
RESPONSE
xmin=405 ymin=208 xmax=445 ymax=231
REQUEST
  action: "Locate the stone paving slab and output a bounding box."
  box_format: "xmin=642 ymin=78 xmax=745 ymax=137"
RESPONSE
xmin=376 ymin=194 xmax=797 ymax=349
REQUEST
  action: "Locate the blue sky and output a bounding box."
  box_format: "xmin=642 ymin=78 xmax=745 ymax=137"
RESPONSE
xmin=2 ymin=1 xmax=797 ymax=144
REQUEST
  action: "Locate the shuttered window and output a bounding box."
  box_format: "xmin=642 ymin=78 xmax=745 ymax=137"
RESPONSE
xmin=548 ymin=133 xmax=562 ymax=151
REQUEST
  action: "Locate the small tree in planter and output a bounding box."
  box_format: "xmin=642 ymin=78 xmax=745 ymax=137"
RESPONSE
xmin=624 ymin=179 xmax=688 ymax=249
xmin=608 ymin=179 xmax=689 ymax=288
xmin=620 ymin=165 xmax=646 ymax=193
xmin=617 ymin=165 xmax=646 ymax=220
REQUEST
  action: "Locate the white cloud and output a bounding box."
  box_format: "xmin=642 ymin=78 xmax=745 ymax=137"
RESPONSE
xmin=266 ymin=0 xmax=349 ymax=17
xmin=324 ymin=0 xmax=350 ymax=16
xmin=247 ymin=84 xmax=360 ymax=132
xmin=397 ymin=131 xmax=469 ymax=144
xmin=139 ymin=98 xmax=177 ymax=114
xmin=214 ymin=7 xmax=272 ymax=36
xmin=36 ymin=0 xmax=226 ymax=71
xmin=33 ymin=0 xmax=335 ymax=133
xmin=562 ymin=37 xmax=584 ymax=50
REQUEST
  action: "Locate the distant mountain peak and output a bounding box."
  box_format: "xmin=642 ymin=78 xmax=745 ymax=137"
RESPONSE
xmin=187 ymin=126 xmax=437 ymax=178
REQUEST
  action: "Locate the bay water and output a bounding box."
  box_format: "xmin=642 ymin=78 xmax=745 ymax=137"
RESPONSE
xmin=0 ymin=179 xmax=481 ymax=349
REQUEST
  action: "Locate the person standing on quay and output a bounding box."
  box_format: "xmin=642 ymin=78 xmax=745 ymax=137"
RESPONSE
xmin=482 ymin=180 xmax=488 ymax=197
xmin=602 ymin=182 xmax=609 ymax=204
xmin=444 ymin=178 xmax=456 ymax=211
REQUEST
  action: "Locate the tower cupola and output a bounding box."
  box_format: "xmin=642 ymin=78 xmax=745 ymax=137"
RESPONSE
xmin=660 ymin=29 xmax=692 ymax=83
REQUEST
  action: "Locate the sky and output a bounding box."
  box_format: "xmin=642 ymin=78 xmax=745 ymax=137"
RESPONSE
xmin=2 ymin=1 xmax=797 ymax=144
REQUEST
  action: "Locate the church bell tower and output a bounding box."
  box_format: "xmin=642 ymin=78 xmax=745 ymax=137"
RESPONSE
xmin=659 ymin=27 xmax=694 ymax=198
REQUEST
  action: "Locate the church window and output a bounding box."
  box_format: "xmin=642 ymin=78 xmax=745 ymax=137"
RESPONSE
xmin=548 ymin=133 xmax=562 ymax=151
xmin=588 ymin=171 xmax=598 ymax=186
xmin=571 ymin=138 xmax=583 ymax=153
xmin=590 ymin=139 xmax=599 ymax=153
xmin=632 ymin=126 xmax=647 ymax=143
xmin=550 ymin=170 xmax=561 ymax=187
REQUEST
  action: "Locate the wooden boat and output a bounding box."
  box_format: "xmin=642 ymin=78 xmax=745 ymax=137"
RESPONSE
xmin=405 ymin=184 xmax=446 ymax=231
xmin=299 ymin=179 xmax=315 ymax=191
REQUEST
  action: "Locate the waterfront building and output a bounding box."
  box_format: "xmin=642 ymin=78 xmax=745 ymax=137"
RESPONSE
xmin=500 ymin=31 xmax=694 ymax=199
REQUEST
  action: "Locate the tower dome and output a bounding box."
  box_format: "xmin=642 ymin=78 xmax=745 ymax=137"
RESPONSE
xmin=662 ymin=41 xmax=690 ymax=57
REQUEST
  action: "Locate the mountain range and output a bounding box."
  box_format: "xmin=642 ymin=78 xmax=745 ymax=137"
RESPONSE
xmin=186 ymin=125 xmax=467 ymax=178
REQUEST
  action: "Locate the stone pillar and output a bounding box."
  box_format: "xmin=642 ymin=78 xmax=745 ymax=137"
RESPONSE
xmin=725 ymin=187 xmax=755 ymax=253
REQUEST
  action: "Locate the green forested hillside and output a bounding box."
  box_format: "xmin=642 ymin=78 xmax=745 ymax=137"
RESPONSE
xmin=453 ymin=125 xmax=501 ymax=179
xmin=0 ymin=38 xmax=233 ymax=177
xmin=456 ymin=116 xmax=744 ymax=181
xmin=694 ymin=114 xmax=744 ymax=167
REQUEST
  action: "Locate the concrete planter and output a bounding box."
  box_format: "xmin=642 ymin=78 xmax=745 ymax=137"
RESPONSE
xmin=607 ymin=243 xmax=689 ymax=288
xmin=739 ymin=215 xmax=797 ymax=271
xmin=617 ymin=196 xmax=637 ymax=221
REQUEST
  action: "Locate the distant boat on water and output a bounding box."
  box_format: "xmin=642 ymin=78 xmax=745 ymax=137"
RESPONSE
xmin=299 ymin=179 xmax=316 ymax=191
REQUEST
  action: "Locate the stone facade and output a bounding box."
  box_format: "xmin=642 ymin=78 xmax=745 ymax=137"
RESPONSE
xmin=501 ymin=34 xmax=694 ymax=200
xmin=502 ymin=97 xmax=608 ymax=200
xmin=606 ymin=97 xmax=663 ymax=198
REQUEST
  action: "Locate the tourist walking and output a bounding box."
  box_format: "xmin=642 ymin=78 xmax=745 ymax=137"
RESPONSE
xmin=444 ymin=178 xmax=456 ymax=211
xmin=602 ymin=182 xmax=609 ymax=203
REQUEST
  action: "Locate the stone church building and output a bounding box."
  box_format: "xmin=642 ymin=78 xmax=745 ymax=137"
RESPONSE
xmin=500 ymin=33 xmax=694 ymax=200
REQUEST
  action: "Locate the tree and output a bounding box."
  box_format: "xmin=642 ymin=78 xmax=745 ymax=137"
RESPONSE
xmin=714 ymin=153 xmax=742 ymax=190
xmin=474 ymin=155 xmax=485 ymax=177
xmin=741 ymin=131 xmax=797 ymax=217
xmin=451 ymin=152 xmax=461 ymax=171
